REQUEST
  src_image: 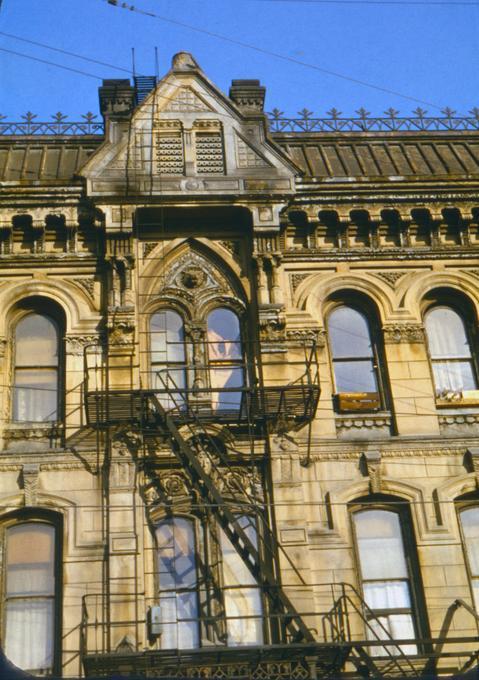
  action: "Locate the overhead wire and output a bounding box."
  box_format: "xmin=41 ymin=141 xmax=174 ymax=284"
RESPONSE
xmin=100 ymin=0 xmax=444 ymax=109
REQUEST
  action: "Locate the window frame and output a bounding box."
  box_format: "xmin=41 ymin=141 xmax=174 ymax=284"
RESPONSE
xmin=153 ymin=513 xmax=202 ymax=650
xmin=350 ymin=496 xmax=429 ymax=654
xmin=456 ymin=494 xmax=479 ymax=612
xmin=10 ymin=302 xmax=64 ymax=425
xmin=422 ymin=295 xmax=479 ymax=406
xmin=326 ymin=299 xmax=389 ymax=413
xmin=0 ymin=509 xmax=63 ymax=676
xmin=149 ymin=307 xmax=190 ymax=411
xmin=206 ymin=306 xmax=246 ymax=414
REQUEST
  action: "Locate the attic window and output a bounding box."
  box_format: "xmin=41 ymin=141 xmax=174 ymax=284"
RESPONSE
xmin=195 ymin=129 xmax=225 ymax=175
xmin=156 ymin=127 xmax=185 ymax=175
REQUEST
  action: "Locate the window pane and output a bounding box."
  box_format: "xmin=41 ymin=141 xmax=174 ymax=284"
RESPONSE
xmin=334 ymin=360 xmax=378 ymax=393
xmin=207 ymin=309 xmax=242 ymax=361
xmin=461 ymin=508 xmax=479 ymax=576
xmin=425 ymin=307 xmax=473 ymax=360
xmin=15 ymin=314 xmax=58 ymax=367
xmin=5 ymin=599 xmax=54 ymax=673
xmin=220 ymin=517 xmax=263 ymax=646
xmin=7 ymin=524 xmax=55 ymax=596
xmin=157 ymin=518 xmax=197 ymax=589
xmin=151 ymin=310 xmax=185 ymax=363
xmin=432 ymin=361 xmax=477 ymax=394
xmin=329 ymin=307 xmax=373 ymax=359
xmin=355 ymin=510 xmax=408 ymax=579
xmin=363 ymin=581 xmax=411 ymax=610
xmin=211 ymin=367 xmax=243 ymax=411
xmin=368 ymin=614 xmax=417 ymax=657
xmin=153 ymin=367 xmax=186 ymax=410
xmin=13 ymin=369 xmax=58 ymax=422
xmin=156 ymin=517 xmax=199 ymax=649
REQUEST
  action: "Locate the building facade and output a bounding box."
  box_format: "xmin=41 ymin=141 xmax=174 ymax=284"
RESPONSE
xmin=0 ymin=52 xmax=478 ymax=678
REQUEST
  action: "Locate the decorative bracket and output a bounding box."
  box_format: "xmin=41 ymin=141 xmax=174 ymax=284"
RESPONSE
xmin=360 ymin=449 xmax=382 ymax=493
xmin=22 ymin=463 xmax=40 ymax=506
xmin=465 ymin=447 xmax=479 ymax=486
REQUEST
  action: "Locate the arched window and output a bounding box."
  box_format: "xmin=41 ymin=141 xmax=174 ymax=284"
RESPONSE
xmin=328 ymin=305 xmax=383 ymax=411
xmin=207 ymin=308 xmax=244 ymax=412
xmin=424 ymin=305 xmax=477 ymax=398
xmin=156 ymin=517 xmax=200 ymax=649
xmin=2 ymin=517 xmax=61 ymax=675
xmin=13 ymin=313 xmax=60 ymax=422
xmin=219 ymin=515 xmax=263 ymax=646
xmin=150 ymin=310 xmax=187 ymax=410
xmin=458 ymin=506 xmax=479 ymax=610
xmin=352 ymin=505 xmax=425 ymax=655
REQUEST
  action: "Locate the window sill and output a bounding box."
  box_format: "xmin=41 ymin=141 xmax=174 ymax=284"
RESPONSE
xmin=436 ymin=397 xmax=479 ymax=408
xmin=3 ymin=422 xmax=63 ymax=450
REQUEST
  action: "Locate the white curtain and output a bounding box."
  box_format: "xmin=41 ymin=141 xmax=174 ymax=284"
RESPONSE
xmin=5 ymin=600 xmax=54 ymax=673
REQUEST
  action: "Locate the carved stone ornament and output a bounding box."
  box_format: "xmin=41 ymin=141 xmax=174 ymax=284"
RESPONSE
xmin=373 ymin=271 xmax=406 ymax=286
xmin=180 ymin=266 xmax=207 ymax=289
xmin=161 ymin=471 xmax=190 ymax=500
xmin=143 ymin=242 xmax=157 ymax=258
xmin=360 ymin=450 xmax=382 ymax=493
xmin=382 ymin=324 xmax=425 ymax=344
xmin=107 ymin=313 xmax=135 ymax=346
xmin=290 ymin=273 xmax=311 ymax=292
xmin=73 ymin=277 xmax=95 ymax=298
xmin=285 ymin=328 xmax=326 ymax=348
xmin=162 ymin=252 xmax=228 ymax=301
xmin=466 ymin=447 xmax=479 ymax=486
xmin=22 ymin=463 xmax=40 ymax=506
xmin=65 ymin=335 xmax=101 ymax=356
xmin=0 ymin=337 xmax=6 ymax=359
xmin=336 ymin=414 xmax=391 ymax=431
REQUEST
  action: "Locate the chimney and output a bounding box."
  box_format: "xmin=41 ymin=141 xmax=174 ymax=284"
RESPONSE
xmin=229 ymin=79 xmax=266 ymax=113
xmin=98 ymin=79 xmax=135 ymax=122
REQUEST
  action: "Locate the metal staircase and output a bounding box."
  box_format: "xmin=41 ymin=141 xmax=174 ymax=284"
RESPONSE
xmin=140 ymin=391 xmax=315 ymax=644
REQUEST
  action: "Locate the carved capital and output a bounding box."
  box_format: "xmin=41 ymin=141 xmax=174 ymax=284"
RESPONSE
xmin=383 ymin=323 xmax=425 ymax=344
xmin=65 ymin=334 xmax=101 ymax=356
xmin=0 ymin=337 xmax=6 ymax=359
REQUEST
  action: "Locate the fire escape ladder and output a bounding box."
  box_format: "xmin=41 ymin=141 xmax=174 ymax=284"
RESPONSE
xmin=144 ymin=392 xmax=315 ymax=644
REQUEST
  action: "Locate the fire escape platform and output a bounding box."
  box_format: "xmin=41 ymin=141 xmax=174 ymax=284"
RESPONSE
xmin=82 ymin=641 xmax=353 ymax=678
xmin=84 ymin=385 xmax=321 ymax=431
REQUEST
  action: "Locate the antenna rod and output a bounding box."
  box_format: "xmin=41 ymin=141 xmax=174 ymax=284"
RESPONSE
xmin=131 ymin=47 xmax=136 ymax=78
xmin=154 ymin=46 xmax=159 ymax=81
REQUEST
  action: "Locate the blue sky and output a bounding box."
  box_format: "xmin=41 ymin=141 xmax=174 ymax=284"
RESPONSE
xmin=0 ymin=0 xmax=477 ymax=120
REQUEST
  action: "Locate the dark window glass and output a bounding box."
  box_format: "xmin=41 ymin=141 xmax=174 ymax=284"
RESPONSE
xmin=150 ymin=310 xmax=187 ymax=410
xmin=459 ymin=507 xmax=479 ymax=609
xmin=425 ymin=307 xmax=477 ymax=396
xmin=354 ymin=510 xmax=417 ymax=656
xmin=156 ymin=517 xmax=199 ymax=649
xmin=328 ymin=307 xmax=379 ymax=394
xmin=13 ymin=314 xmax=59 ymax=422
xmin=4 ymin=523 xmax=56 ymax=674
xmin=207 ymin=309 xmax=243 ymax=412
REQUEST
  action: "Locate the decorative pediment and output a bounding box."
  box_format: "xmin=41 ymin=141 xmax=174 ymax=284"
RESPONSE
xmin=80 ymin=53 xmax=298 ymax=207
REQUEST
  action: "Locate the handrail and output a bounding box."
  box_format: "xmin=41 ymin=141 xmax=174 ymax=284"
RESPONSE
xmin=324 ymin=582 xmax=419 ymax=677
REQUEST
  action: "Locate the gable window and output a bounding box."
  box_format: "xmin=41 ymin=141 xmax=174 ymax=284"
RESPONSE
xmin=13 ymin=313 xmax=60 ymax=422
xmin=150 ymin=309 xmax=188 ymax=410
xmin=424 ymin=305 xmax=477 ymax=399
xmin=2 ymin=518 xmax=61 ymax=675
xmin=207 ymin=308 xmax=244 ymax=412
xmin=352 ymin=505 xmax=425 ymax=656
xmin=328 ymin=305 xmax=383 ymax=411
xmin=156 ymin=517 xmax=200 ymax=649
xmin=458 ymin=506 xmax=479 ymax=609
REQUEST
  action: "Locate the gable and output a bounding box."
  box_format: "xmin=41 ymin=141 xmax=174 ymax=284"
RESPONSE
xmin=80 ymin=53 xmax=298 ymax=199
